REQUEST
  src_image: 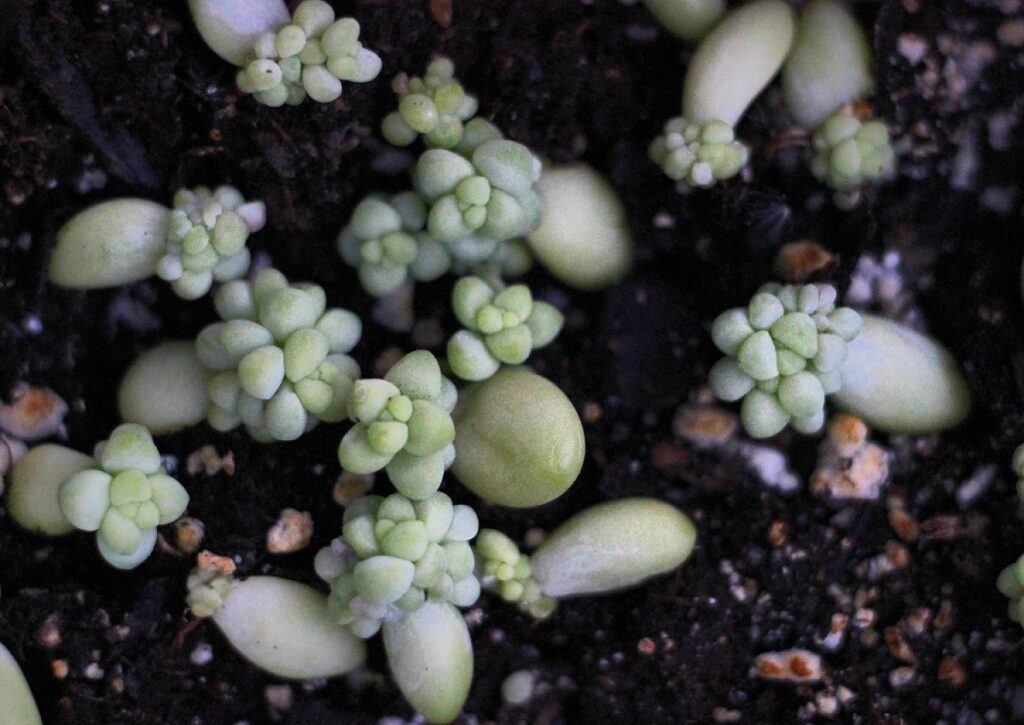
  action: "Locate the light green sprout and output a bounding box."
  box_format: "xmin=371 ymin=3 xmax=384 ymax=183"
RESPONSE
xmin=648 ymin=117 xmax=748 ymax=186
xmin=709 ymin=282 xmax=862 ymax=438
xmin=235 ymin=0 xmax=382 ymax=107
xmin=337 ymin=350 xmax=457 ymax=499
xmin=998 ymin=555 xmax=1024 ymax=625
xmin=412 ymin=140 xmax=543 ymax=244
xmin=1014 ymin=445 xmax=1024 ymax=502
xmin=314 ymin=491 xmax=481 ymax=638
xmin=156 ymin=185 xmax=265 ymax=300
xmin=808 ymin=110 xmax=895 ymax=192
xmin=447 ymin=276 xmax=564 ymax=381
xmin=381 ymin=56 xmax=480 ymax=149
xmin=58 ymin=424 xmax=188 ymax=569
xmin=475 ymin=529 xmax=556 ymax=619
xmin=196 ymin=268 xmax=362 ymax=442
xmin=337 ymin=192 xmax=451 ymax=297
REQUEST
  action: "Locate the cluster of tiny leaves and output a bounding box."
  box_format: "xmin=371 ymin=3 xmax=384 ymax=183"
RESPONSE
xmin=476 ymin=529 xmax=556 ymax=619
xmin=381 ymin=57 xmax=480 ymax=149
xmin=236 ymin=0 xmax=381 ymax=106
xmin=315 ymin=491 xmax=480 ymax=638
xmin=809 ymin=111 xmax=895 ymax=192
xmin=337 ymin=350 xmax=457 ymax=500
xmin=709 ymin=283 xmax=862 ymax=438
xmin=156 ymin=186 xmax=262 ymax=300
xmin=447 ymin=276 xmax=564 ymax=381
xmin=197 ymin=268 xmax=362 ymax=442
xmin=648 ymin=117 xmax=749 ymax=186
xmin=186 ymin=567 xmax=235 ymax=619
xmin=59 ymin=424 xmax=188 ymax=568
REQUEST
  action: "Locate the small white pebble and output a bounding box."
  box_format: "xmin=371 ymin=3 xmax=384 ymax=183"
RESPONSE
xmin=501 ymin=669 xmax=536 ymax=705
xmin=190 ymin=643 xmax=214 ymax=666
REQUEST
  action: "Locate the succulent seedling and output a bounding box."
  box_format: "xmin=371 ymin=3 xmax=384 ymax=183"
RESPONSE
xmin=808 ymin=110 xmax=894 ymax=192
xmin=337 ymin=350 xmax=457 ymax=499
xmin=191 ymin=0 xmax=381 ymax=106
xmin=648 ymin=117 xmax=749 ymax=186
xmin=58 ymin=424 xmax=189 ymax=569
xmin=447 ymin=276 xmax=564 ymax=381
xmin=413 ymin=140 xmax=543 ymax=244
xmin=197 ymin=268 xmax=362 ymax=442
xmin=381 ymin=56 xmax=480 ymax=149
xmin=314 ymin=491 xmax=480 ymax=638
xmin=476 ymin=529 xmax=557 ymax=618
xmin=338 ymin=192 xmax=451 ymax=297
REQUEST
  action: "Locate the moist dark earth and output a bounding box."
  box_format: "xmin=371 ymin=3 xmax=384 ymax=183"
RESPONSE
xmin=1 ymin=0 xmax=1023 ymax=723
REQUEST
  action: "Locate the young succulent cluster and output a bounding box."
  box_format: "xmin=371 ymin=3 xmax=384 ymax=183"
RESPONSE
xmin=648 ymin=117 xmax=749 ymax=186
xmin=381 ymin=57 xmax=479 ymax=149
xmin=314 ymin=491 xmax=481 ymax=638
xmin=475 ymin=529 xmax=556 ymax=619
xmin=58 ymin=425 xmax=188 ymax=569
xmin=808 ymin=110 xmax=895 ymax=192
xmin=414 ymin=140 xmax=543 ymax=244
xmin=156 ymin=186 xmax=265 ymax=299
xmin=196 ymin=268 xmax=362 ymax=442
xmin=337 ymin=193 xmax=451 ymax=297
xmin=447 ymin=276 xmax=564 ymax=381
xmin=709 ymin=282 xmax=862 ymax=438
xmin=235 ymin=0 xmax=381 ymax=106
xmin=998 ymin=555 xmax=1024 ymax=625
xmin=337 ymin=351 xmax=456 ymax=499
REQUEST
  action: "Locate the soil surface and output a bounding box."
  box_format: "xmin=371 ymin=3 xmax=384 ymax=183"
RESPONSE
xmin=2 ymin=1 xmax=1024 ymax=723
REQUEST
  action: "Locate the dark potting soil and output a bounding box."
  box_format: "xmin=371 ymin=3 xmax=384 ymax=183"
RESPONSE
xmin=1 ymin=0 xmax=1024 ymax=723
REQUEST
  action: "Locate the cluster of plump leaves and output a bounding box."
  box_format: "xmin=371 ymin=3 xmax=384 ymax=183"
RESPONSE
xmin=337 ymin=192 xmax=451 ymax=297
xmin=381 ymin=57 xmax=480 ymax=149
xmin=337 ymin=351 xmax=457 ymax=499
xmin=447 ymin=276 xmax=564 ymax=381
xmin=197 ymin=268 xmax=362 ymax=442
xmin=236 ymin=0 xmax=381 ymax=106
xmin=58 ymin=424 xmax=188 ymax=569
xmin=156 ymin=185 xmax=265 ymax=299
xmin=413 ymin=139 xmax=543 ymax=245
xmin=475 ymin=529 xmax=556 ymax=619
xmin=648 ymin=117 xmax=749 ymax=186
xmin=709 ymin=282 xmax=862 ymax=438
xmin=314 ymin=491 xmax=480 ymax=638
xmin=809 ymin=110 xmax=894 ymax=192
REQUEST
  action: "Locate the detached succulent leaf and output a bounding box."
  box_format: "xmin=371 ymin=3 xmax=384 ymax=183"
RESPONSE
xmin=118 ymin=342 xmax=211 ymax=435
xmin=0 ymin=642 xmax=43 ymax=725
xmin=709 ymin=283 xmax=861 ymax=438
xmin=7 ymin=444 xmax=94 ymax=537
xmin=315 ymin=491 xmax=480 ymax=638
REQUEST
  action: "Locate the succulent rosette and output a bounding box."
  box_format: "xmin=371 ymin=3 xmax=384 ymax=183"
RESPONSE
xmin=196 ymin=268 xmax=362 ymax=442
xmin=156 ymin=185 xmax=266 ymax=299
xmin=381 ymin=56 xmax=480 ymax=149
xmin=447 ymin=276 xmax=563 ymax=381
xmin=709 ymin=282 xmax=862 ymax=438
xmin=314 ymin=491 xmax=481 ymax=638
xmin=337 ymin=350 xmax=457 ymax=499
xmin=412 ymin=139 xmax=544 ymax=244
xmin=58 ymin=424 xmax=188 ymax=569
xmin=337 ymin=192 xmax=451 ymax=297
xmin=475 ymin=529 xmax=556 ymax=619
xmin=648 ymin=117 xmax=749 ymax=186
xmin=808 ymin=111 xmax=895 ymax=192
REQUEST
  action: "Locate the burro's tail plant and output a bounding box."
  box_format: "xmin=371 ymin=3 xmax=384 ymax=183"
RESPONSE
xmin=196 ymin=268 xmax=362 ymax=442
xmin=781 ymin=0 xmax=895 ymax=193
xmin=649 ymin=0 xmax=795 ymax=185
xmin=50 ymin=185 xmax=264 ymax=298
xmin=337 ymin=350 xmax=457 ymax=499
xmin=187 ymin=553 xmax=366 ymax=679
xmin=337 ymin=192 xmax=451 ymax=297
xmin=189 ymin=0 xmax=382 ymax=106
xmin=381 ymin=56 xmax=480 ymax=149
xmin=477 ymin=498 xmax=697 ymax=618
xmin=446 ymin=276 xmax=564 ymax=381
xmin=0 ymin=638 xmax=42 ymax=725
xmin=57 ymin=424 xmax=189 ymax=569
xmin=709 ymin=282 xmax=970 ymax=438
xmin=314 ymin=491 xmax=480 ymax=638
xmin=413 ymin=139 xmax=543 ymax=244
